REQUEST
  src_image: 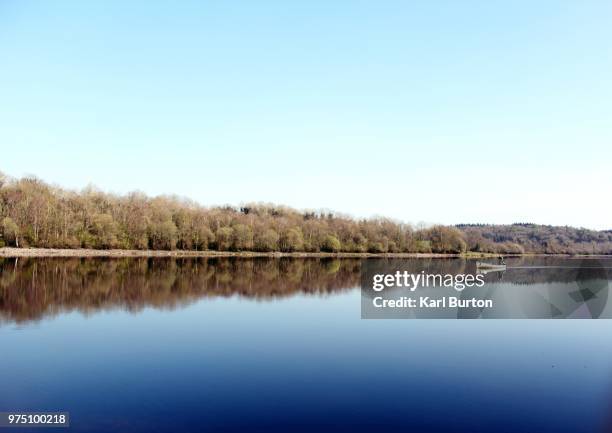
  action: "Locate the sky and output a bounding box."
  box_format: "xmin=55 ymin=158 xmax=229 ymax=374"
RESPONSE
xmin=1 ymin=1 xmax=611 ymax=229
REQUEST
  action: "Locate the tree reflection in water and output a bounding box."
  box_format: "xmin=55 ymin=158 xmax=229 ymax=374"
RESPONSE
xmin=1 ymin=256 xmax=609 ymax=323
xmin=0 ymin=257 xmax=361 ymax=324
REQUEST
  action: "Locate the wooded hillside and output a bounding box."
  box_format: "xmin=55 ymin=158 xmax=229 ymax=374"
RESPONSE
xmin=458 ymin=224 xmax=612 ymax=255
xmin=0 ymin=173 xmax=610 ymax=254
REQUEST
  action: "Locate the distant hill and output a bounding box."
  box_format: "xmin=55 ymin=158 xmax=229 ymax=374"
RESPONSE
xmin=457 ymin=223 xmax=612 ymax=254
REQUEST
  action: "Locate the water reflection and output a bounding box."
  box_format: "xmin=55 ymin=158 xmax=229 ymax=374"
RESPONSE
xmin=2 ymin=256 xmax=612 ymax=432
xmin=362 ymin=257 xmax=612 ymax=319
xmin=363 ymin=256 xmax=611 ymax=285
xmin=1 ymin=256 xmax=610 ymax=324
xmin=0 ymin=257 xmax=360 ymax=323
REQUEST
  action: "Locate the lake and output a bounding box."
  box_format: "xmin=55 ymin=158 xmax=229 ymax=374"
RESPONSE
xmin=1 ymin=256 xmax=612 ymax=432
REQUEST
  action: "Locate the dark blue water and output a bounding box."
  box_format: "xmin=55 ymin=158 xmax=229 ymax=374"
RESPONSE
xmin=1 ymin=257 xmax=612 ymax=432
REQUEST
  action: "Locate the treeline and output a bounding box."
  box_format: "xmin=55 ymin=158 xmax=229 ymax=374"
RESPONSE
xmin=458 ymin=224 xmax=612 ymax=255
xmin=0 ymin=174 xmax=466 ymax=253
xmin=0 ymin=173 xmax=610 ymax=254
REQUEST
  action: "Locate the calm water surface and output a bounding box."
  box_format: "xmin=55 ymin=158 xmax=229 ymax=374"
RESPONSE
xmin=1 ymin=257 xmax=611 ymax=433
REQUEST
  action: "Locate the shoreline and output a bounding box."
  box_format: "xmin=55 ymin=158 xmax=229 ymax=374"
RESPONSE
xmin=0 ymin=247 xmax=608 ymax=259
xmin=0 ymin=247 xmax=464 ymax=258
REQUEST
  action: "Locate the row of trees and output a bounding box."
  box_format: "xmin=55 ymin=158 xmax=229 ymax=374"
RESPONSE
xmin=1 ymin=173 xmax=610 ymax=254
xmin=0 ymin=174 xmax=467 ymax=253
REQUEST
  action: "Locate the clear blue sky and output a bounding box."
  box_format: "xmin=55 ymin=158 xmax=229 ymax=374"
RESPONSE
xmin=1 ymin=1 xmax=611 ymax=229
